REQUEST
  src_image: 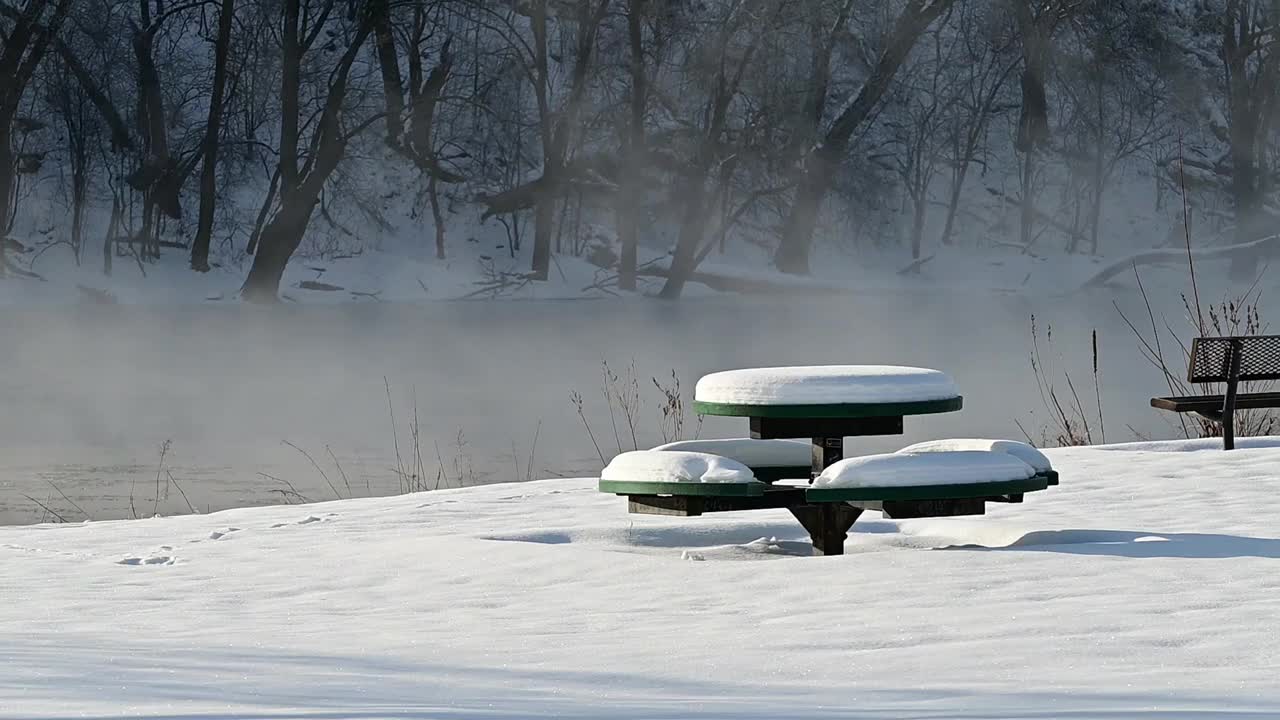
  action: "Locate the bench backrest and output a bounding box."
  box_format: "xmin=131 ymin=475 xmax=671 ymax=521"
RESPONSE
xmin=1188 ymin=336 xmax=1280 ymax=383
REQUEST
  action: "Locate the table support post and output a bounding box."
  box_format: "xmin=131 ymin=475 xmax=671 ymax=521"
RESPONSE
xmin=811 ymin=436 xmax=843 ymax=480
xmin=789 ymin=503 xmax=863 ymax=556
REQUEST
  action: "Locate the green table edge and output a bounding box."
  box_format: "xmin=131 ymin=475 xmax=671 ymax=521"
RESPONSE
xmin=803 ymin=474 xmax=1053 ymax=502
xmin=598 ymin=479 xmax=767 ymax=497
xmin=693 ymin=396 xmax=963 ymax=418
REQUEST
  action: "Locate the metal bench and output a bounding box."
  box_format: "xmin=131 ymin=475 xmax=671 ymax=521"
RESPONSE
xmin=1150 ymin=335 xmax=1280 ymax=450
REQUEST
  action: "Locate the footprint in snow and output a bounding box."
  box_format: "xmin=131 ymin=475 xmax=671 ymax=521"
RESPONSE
xmin=270 ymin=516 xmax=324 ymax=528
xmin=117 ymin=555 xmax=175 ymax=566
xmin=208 ymin=528 xmax=241 ymax=540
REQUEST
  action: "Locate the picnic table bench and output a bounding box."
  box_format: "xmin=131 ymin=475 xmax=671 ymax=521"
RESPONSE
xmin=1150 ymin=335 xmax=1280 ymax=450
xmin=598 ymin=366 xmax=1059 ymax=555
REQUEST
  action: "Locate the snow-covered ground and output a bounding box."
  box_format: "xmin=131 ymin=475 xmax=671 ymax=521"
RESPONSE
xmin=5 ymin=216 xmax=1268 ymax=306
xmin=4 ymin=438 xmax=1280 ymax=718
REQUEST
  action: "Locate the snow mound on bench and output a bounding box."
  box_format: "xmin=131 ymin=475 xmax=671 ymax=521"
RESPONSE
xmin=695 ymin=365 xmax=959 ymax=405
xmin=602 ymin=450 xmax=757 ymax=484
xmin=653 ymin=439 xmax=811 ymax=467
xmin=898 ymin=439 xmax=1052 ymax=473
xmin=813 ymin=451 xmax=1037 ymax=489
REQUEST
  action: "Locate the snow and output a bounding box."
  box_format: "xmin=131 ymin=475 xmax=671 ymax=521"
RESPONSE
xmin=899 ymin=438 xmax=1054 ymax=473
xmin=653 ymin=438 xmax=812 ymax=467
xmin=4 ymin=439 xmax=1280 ymax=717
xmin=601 ymin=450 xmax=757 ymax=484
xmin=695 ymin=365 xmax=960 ymax=405
xmin=3 ymin=208 xmax=1271 ymax=305
xmin=813 ymin=451 xmax=1037 ymax=488
xmin=1091 ymin=436 xmax=1280 ymax=453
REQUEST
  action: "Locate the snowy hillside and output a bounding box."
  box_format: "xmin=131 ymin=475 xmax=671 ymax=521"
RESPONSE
xmin=4 ymin=438 xmax=1280 ymax=718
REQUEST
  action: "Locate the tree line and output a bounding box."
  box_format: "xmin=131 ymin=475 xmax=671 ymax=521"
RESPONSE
xmin=0 ymin=0 xmax=1275 ymax=300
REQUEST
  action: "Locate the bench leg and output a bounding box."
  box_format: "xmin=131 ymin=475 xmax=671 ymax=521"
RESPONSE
xmin=789 ymin=504 xmax=863 ymax=556
xmin=1223 ymin=342 xmax=1242 ymax=451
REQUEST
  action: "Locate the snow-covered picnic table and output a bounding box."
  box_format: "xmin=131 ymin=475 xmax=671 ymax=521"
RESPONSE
xmin=599 ymin=365 xmax=1059 ymax=555
xmin=693 ymin=365 xmax=965 ymax=477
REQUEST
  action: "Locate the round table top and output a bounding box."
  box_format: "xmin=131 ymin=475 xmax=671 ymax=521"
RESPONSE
xmin=693 ymin=365 xmax=962 ymax=418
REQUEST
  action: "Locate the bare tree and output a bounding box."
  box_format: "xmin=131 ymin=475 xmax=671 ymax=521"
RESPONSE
xmin=615 ymin=0 xmax=647 ymax=291
xmin=191 ymin=0 xmax=236 ymax=271
xmin=1057 ymin=1 xmax=1166 ymax=255
xmin=937 ymin=1 xmax=1018 ymax=247
xmin=656 ymin=0 xmax=777 ymax=299
xmin=0 ymin=0 xmax=72 ymax=274
xmin=1007 ymin=0 xmax=1080 ymax=248
xmin=241 ymin=0 xmax=378 ymax=302
xmin=773 ymin=0 xmax=955 ymax=275
xmin=1220 ymin=0 xmax=1280 ymax=279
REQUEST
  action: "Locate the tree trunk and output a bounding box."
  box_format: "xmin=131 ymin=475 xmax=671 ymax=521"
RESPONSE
xmin=658 ymin=178 xmax=714 ymax=300
xmin=1087 ymin=158 xmax=1105 ymax=255
xmin=279 ymin=0 xmax=301 ymax=189
xmin=0 ymin=120 xmax=13 ymax=248
xmin=774 ymin=156 xmax=831 ymax=274
xmin=1011 ymin=1 xmax=1052 ymax=153
xmin=939 ymin=161 xmax=968 ymax=247
xmin=1019 ymin=149 xmax=1037 ymax=247
xmin=104 ymin=193 xmax=121 ymax=276
xmin=429 ymin=174 xmax=445 ymax=260
xmin=242 ymin=205 xmax=311 ymax=302
xmin=131 ymin=24 xmax=176 ymax=255
xmin=1224 ymin=4 xmax=1268 ymax=282
xmin=528 ymin=0 xmax=552 ymax=280
xmin=526 ymin=0 xmax=609 ymax=280
xmin=246 ymin=166 xmax=279 ymax=256
xmin=530 ymin=185 xmax=554 ymax=281
xmin=910 ymin=186 xmax=926 ymax=260
xmin=372 ymin=1 xmax=405 ymax=143
xmin=1087 ymin=66 xmax=1105 ymax=256
xmin=191 ymin=0 xmax=235 ymax=272
xmin=617 ymin=0 xmax=646 ymax=292
xmin=70 ymin=141 xmax=86 ymax=263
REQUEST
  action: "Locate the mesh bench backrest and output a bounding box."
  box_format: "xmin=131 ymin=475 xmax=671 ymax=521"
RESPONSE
xmin=1188 ymin=336 xmax=1280 ymax=383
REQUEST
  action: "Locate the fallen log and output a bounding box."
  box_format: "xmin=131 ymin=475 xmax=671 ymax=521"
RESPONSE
xmin=636 ymin=265 xmax=837 ymax=295
xmin=1079 ymin=235 xmax=1280 ymax=290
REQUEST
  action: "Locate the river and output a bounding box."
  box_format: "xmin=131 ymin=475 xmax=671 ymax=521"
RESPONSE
xmin=0 ymin=286 xmax=1232 ymax=524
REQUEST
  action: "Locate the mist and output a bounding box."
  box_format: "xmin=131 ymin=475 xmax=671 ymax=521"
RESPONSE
xmin=0 ymin=275 xmax=1252 ymax=525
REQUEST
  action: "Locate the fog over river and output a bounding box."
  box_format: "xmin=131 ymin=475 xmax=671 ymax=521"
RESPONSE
xmin=0 ymin=287 xmax=1235 ymax=524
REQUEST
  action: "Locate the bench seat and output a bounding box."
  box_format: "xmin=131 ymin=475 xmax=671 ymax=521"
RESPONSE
xmin=597 ymin=479 xmax=766 ymax=497
xmin=652 ymin=438 xmax=812 ymax=483
xmin=805 ymin=473 xmax=1052 ymax=503
xmin=1151 ymin=392 xmax=1280 ymax=414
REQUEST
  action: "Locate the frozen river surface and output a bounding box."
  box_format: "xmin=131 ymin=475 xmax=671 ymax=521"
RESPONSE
xmin=0 ymin=290 xmax=1208 ymax=523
